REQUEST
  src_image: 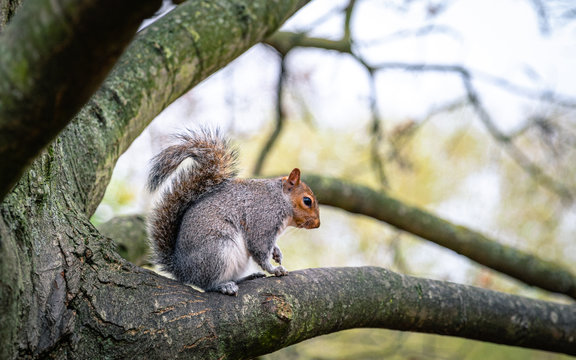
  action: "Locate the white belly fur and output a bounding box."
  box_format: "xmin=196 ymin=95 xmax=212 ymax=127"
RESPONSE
xmin=218 ymin=233 xmax=252 ymax=283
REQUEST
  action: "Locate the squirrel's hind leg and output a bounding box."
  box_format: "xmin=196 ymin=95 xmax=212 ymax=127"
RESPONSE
xmin=208 ymin=281 xmax=239 ymax=296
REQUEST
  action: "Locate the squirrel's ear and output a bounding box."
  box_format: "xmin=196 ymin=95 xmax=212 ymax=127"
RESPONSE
xmin=287 ymin=168 xmax=301 ymax=186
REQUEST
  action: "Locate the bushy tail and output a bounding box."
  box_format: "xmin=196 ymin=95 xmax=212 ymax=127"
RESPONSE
xmin=147 ymin=129 xmax=238 ymax=274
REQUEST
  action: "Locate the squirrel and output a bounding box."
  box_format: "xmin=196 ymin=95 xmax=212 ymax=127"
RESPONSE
xmin=146 ymin=129 xmax=320 ymax=295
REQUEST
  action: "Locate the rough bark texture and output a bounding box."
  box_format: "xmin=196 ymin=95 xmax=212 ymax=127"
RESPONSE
xmin=0 ymin=0 xmax=305 ymax=358
xmin=0 ymin=0 xmax=162 ymax=200
xmin=302 ymin=174 xmax=576 ymax=300
xmin=0 ymin=0 xmax=22 ymax=30
xmin=2 ymin=0 xmax=575 ymax=358
xmin=69 ymin=0 xmax=311 ymax=216
xmin=0 ymin=0 xmax=311 ymax=358
xmin=45 ymin=264 xmax=576 ymax=358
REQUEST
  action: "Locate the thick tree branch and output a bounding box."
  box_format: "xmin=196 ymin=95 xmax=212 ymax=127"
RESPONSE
xmin=74 ymin=265 xmax=576 ymax=358
xmin=97 ymin=215 xmax=150 ymax=266
xmin=0 ymin=2 xmax=312 ymax=357
xmin=0 ymin=0 xmax=162 ymax=201
xmin=302 ymin=174 xmax=576 ymax=300
xmin=53 ymin=0 xmax=311 ymax=216
xmin=98 ymin=170 xmax=576 ymax=301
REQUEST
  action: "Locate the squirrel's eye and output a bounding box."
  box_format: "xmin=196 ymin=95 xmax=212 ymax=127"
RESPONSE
xmin=303 ymin=196 xmax=312 ymax=207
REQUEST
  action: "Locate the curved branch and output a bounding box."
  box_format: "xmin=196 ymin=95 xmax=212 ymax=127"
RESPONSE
xmin=75 ymin=265 xmax=576 ymax=358
xmin=56 ymin=0 xmax=311 ymax=216
xmin=0 ymin=0 xmax=162 ymax=201
xmin=302 ymin=174 xmax=576 ymax=300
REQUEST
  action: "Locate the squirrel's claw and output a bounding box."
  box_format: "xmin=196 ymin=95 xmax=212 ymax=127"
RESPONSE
xmin=273 ymin=265 xmax=288 ymax=277
xmin=215 ymin=281 xmax=239 ymax=296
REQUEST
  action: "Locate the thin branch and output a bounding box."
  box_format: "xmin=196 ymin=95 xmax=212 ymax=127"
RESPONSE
xmin=265 ymin=31 xmax=351 ymax=56
xmin=366 ymin=69 xmax=388 ymax=187
xmin=358 ymin=24 xmax=462 ymax=48
xmin=528 ymin=0 xmax=551 ymax=35
xmin=267 ymin=33 xmax=576 ymax=110
xmin=367 ymin=62 xmax=575 ymax=201
xmin=263 ymin=34 xmax=576 ymax=199
xmin=253 ymin=55 xmax=287 ymax=176
xmin=343 ymin=0 xmax=357 ymax=42
xmin=302 ymin=174 xmax=576 ymax=300
xmin=460 ymin=74 xmax=575 ymax=202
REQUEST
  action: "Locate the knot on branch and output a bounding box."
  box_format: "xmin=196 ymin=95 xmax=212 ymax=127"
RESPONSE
xmin=262 ymin=293 xmax=293 ymax=322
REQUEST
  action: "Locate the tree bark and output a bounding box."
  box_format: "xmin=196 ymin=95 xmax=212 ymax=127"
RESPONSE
xmin=0 ymin=0 xmax=23 ymax=30
xmin=302 ymin=174 xmax=576 ymax=300
xmin=0 ymin=0 xmax=162 ymax=200
xmin=61 ymin=264 xmax=576 ymax=358
xmin=2 ymin=0 xmax=575 ymax=358
xmin=65 ymin=0 xmax=311 ymax=216
xmin=0 ymin=0 xmax=310 ymax=358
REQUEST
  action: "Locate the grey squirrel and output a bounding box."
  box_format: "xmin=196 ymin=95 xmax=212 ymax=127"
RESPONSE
xmin=147 ymin=129 xmax=320 ymax=295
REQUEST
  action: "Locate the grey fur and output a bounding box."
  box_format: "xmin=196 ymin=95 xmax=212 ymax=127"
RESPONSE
xmin=147 ymin=130 xmax=292 ymax=295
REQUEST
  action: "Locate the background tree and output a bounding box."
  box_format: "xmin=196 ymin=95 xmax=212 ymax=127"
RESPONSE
xmin=1 ymin=0 xmax=576 ymax=359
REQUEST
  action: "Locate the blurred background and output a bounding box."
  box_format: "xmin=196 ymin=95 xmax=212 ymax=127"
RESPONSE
xmin=92 ymin=0 xmax=576 ymax=358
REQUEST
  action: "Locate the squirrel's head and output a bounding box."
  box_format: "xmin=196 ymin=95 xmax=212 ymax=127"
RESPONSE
xmin=282 ymin=168 xmax=320 ymax=229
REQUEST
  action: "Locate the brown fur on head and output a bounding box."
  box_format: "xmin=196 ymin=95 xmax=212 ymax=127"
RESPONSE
xmin=282 ymin=168 xmax=320 ymax=229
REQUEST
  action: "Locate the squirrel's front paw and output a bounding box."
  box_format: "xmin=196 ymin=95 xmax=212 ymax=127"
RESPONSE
xmin=273 ymin=265 xmax=288 ymax=277
xmin=272 ymin=246 xmax=283 ymax=264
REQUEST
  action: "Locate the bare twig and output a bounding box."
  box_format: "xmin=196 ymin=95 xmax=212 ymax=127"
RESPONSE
xmin=253 ymin=55 xmax=288 ymax=176
xmin=528 ymin=0 xmax=551 ymax=34
xmin=358 ymin=24 xmax=462 ymax=48
xmin=343 ymin=0 xmax=357 ymax=42
xmin=264 ymin=29 xmax=576 ymax=201
xmin=461 ymin=74 xmax=575 ymax=202
xmin=368 ymin=62 xmax=575 ymax=201
xmin=366 ymin=69 xmax=388 ymax=187
xmin=387 ymin=97 xmax=469 ymax=164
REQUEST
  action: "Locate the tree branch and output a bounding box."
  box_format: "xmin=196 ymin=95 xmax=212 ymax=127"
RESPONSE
xmin=266 ymin=31 xmax=352 ymax=55
xmin=0 ymin=0 xmax=162 ymax=201
xmin=262 ymin=31 xmax=576 ymax=200
xmin=96 ymin=171 xmax=576 ymax=301
xmin=253 ymin=54 xmax=287 ymax=176
xmin=97 ymin=214 xmax=150 ymax=266
xmin=52 ymin=0 xmax=311 ymax=216
xmin=74 ymin=265 xmax=576 ymax=358
xmin=302 ymin=174 xmax=576 ymax=300
xmin=0 ymin=0 xmax=23 ymax=30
